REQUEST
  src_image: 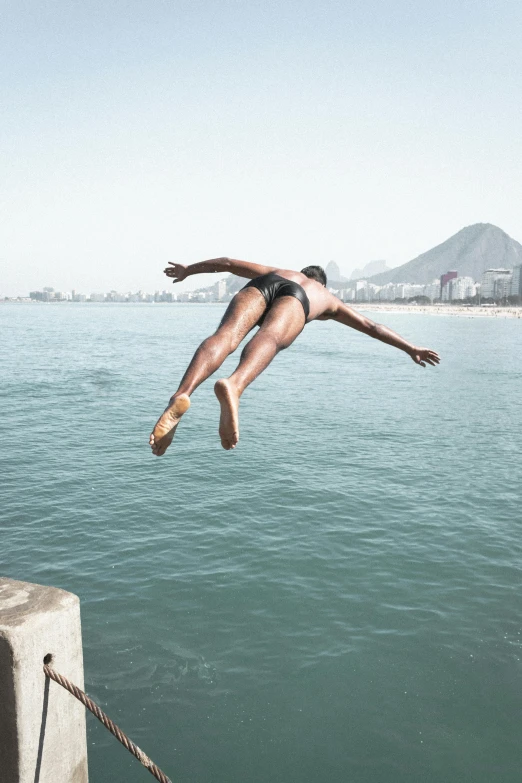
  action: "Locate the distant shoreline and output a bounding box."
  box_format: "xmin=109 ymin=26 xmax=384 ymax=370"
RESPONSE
xmin=355 ymin=304 xmax=522 ymax=319
xmin=2 ymin=300 xmax=522 ymax=319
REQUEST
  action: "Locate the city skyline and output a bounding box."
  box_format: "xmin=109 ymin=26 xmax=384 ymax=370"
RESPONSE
xmin=4 ymin=220 xmax=522 ymax=300
xmin=13 ymin=262 xmax=521 ymax=306
xmin=1 ymin=2 xmax=522 ymax=297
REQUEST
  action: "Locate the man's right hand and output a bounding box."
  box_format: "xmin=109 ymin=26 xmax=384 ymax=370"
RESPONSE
xmin=164 ymin=262 xmax=188 ymax=283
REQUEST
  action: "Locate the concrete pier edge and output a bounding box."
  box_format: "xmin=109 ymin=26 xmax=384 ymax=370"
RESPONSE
xmin=0 ymin=577 xmax=88 ymax=783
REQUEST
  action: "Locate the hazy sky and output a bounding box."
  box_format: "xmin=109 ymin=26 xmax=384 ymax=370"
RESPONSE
xmin=1 ymin=1 xmax=521 ymax=295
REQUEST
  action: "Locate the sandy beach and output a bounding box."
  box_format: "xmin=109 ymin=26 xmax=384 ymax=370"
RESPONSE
xmin=355 ymin=303 xmax=522 ymax=319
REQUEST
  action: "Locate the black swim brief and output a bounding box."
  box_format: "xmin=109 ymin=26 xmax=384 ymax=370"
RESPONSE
xmin=243 ymin=272 xmax=310 ymax=322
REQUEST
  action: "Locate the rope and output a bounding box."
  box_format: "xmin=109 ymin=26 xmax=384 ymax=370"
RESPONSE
xmin=43 ymin=664 xmax=172 ymax=783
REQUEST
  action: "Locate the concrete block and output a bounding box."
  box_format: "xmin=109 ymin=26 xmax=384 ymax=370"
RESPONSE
xmin=0 ymin=577 xmax=88 ymax=782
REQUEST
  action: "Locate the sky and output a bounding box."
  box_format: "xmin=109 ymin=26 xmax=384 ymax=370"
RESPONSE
xmin=1 ymin=0 xmax=521 ymax=296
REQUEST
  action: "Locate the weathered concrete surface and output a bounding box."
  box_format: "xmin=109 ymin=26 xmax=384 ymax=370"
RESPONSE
xmin=0 ymin=577 xmax=88 ymax=782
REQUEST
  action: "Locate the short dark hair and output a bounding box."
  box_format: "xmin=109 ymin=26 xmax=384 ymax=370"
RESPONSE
xmin=301 ymin=265 xmax=327 ymax=286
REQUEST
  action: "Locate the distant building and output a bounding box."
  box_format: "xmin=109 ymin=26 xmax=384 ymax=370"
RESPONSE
xmin=355 ymin=280 xmax=368 ymax=301
xmin=403 ymin=284 xmax=425 ymax=300
xmin=368 ymin=283 xmax=381 ymax=300
xmin=378 ymin=283 xmax=408 ymax=300
xmin=447 ymin=276 xmax=476 ymax=301
xmin=377 ymin=283 xmax=394 ymax=301
xmin=154 ymin=290 xmax=175 ymax=302
xmin=217 ymin=279 xmax=227 ymax=301
xmin=30 ymin=289 xmax=68 ymax=302
xmin=440 ymin=271 xmax=458 ymax=299
xmin=135 ymin=290 xmax=153 ymax=303
xmin=511 ymin=265 xmax=522 ymax=297
xmin=494 ymin=276 xmax=512 ymax=300
xmin=29 ymin=290 xmax=50 ymax=301
xmin=424 ymin=279 xmax=440 ymax=301
xmin=105 ymin=290 xmax=124 ymax=302
xmin=480 ymin=269 xmax=512 ymax=299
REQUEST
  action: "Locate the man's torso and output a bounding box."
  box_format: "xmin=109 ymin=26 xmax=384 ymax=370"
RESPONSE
xmin=271 ymin=268 xmax=336 ymax=321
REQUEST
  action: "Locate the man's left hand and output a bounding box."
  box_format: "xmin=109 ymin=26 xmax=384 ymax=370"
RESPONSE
xmin=410 ymin=347 xmax=440 ymax=367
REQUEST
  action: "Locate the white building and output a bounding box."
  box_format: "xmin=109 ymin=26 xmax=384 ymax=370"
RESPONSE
xmin=402 ymin=284 xmax=425 ymax=300
xmin=377 ymin=283 xmax=406 ymax=301
xmin=392 ymin=284 xmax=407 ymax=300
xmin=480 ymin=269 xmax=512 ymax=299
xmin=217 ymin=279 xmax=227 ymax=301
xmin=355 ymin=280 xmax=368 ymax=301
xmin=424 ymin=279 xmax=440 ymax=301
xmin=448 ymin=276 xmax=476 ymax=301
xmin=377 ymin=283 xmax=395 ymax=301
xmin=511 ymin=265 xmax=522 ymax=297
xmin=368 ymin=283 xmax=381 ymax=300
xmin=136 ymin=290 xmax=153 ymax=303
xmin=107 ymin=290 xmax=127 ymax=302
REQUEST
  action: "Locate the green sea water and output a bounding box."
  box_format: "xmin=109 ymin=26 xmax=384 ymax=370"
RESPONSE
xmin=1 ymin=302 xmax=521 ymax=783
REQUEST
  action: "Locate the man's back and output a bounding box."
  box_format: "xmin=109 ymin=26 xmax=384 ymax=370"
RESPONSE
xmin=151 ymin=256 xmax=440 ymax=455
xmin=271 ymin=267 xmax=335 ymax=321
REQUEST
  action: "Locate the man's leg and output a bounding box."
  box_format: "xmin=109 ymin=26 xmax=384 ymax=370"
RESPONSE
xmin=214 ymin=296 xmax=306 ymax=449
xmin=150 ymin=287 xmax=266 ymax=455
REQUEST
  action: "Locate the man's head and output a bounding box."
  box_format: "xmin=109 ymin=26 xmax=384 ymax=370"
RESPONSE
xmin=301 ymin=265 xmax=327 ymax=286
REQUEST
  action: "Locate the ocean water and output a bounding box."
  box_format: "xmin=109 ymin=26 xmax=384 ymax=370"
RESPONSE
xmin=1 ymin=302 xmax=521 ymax=783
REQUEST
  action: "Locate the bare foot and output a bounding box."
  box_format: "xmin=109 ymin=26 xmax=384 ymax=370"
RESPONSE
xmin=214 ymin=379 xmax=240 ymax=450
xmin=149 ymin=394 xmax=190 ymax=456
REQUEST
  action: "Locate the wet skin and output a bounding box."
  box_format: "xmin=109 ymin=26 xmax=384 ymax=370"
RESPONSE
xmin=150 ymin=258 xmax=440 ymax=454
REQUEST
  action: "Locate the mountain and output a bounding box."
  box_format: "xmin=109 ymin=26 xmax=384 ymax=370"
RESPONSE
xmin=350 ymin=259 xmax=389 ymax=280
xmin=325 ymin=261 xmax=342 ymax=282
xmin=362 ymin=224 xmax=522 ymax=286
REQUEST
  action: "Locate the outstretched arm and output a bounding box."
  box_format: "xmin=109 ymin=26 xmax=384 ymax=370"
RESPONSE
xmin=164 ymin=257 xmax=276 ymax=283
xmin=331 ymin=301 xmax=440 ymax=367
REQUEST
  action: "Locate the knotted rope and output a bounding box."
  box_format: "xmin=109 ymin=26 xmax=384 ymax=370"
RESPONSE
xmin=43 ymin=663 xmax=172 ymax=783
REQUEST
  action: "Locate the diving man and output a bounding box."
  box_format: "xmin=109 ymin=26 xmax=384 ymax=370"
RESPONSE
xmin=150 ymin=257 xmax=440 ymax=455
